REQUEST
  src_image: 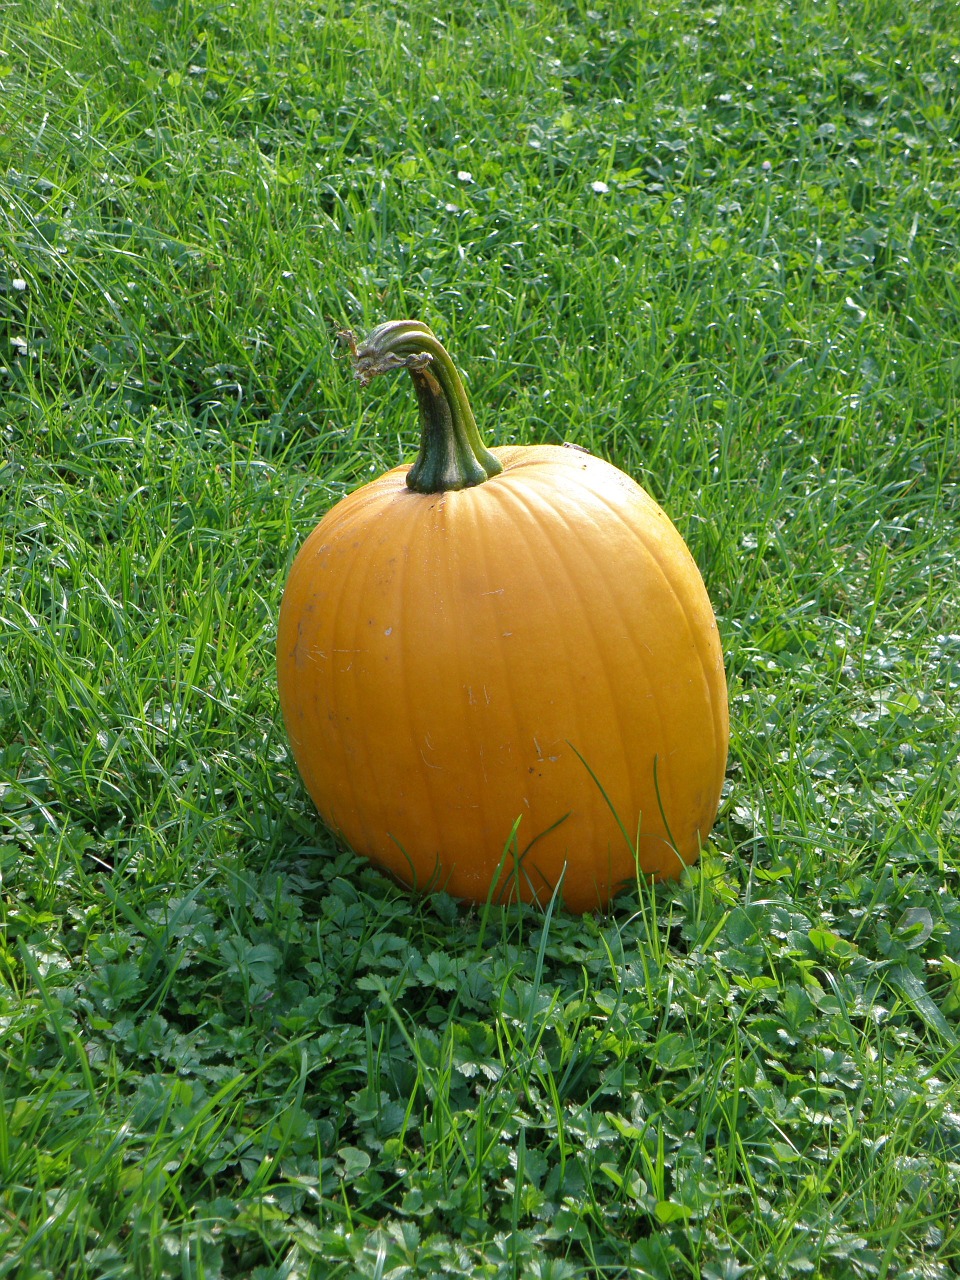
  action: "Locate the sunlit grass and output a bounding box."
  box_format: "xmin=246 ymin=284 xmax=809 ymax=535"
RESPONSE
xmin=2 ymin=0 xmax=959 ymax=1275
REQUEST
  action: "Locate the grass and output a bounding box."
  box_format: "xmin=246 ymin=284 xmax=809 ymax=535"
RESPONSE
xmin=1 ymin=0 xmax=959 ymax=1274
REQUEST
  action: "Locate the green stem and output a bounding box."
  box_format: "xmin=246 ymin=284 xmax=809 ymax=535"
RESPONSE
xmin=345 ymin=319 xmax=503 ymax=494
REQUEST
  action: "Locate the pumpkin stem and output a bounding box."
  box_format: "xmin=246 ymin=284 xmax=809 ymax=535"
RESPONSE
xmin=343 ymin=319 xmax=503 ymax=494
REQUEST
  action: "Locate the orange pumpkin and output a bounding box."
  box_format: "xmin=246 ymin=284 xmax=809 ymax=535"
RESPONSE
xmin=277 ymin=320 xmax=728 ymax=912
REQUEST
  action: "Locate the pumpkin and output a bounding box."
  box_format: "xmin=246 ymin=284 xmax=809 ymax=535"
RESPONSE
xmin=276 ymin=320 xmax=728 ymax=912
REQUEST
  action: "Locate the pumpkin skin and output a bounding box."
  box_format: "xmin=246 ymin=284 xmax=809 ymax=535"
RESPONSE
xmin=277 ymin=325 xmax=728 ymax=912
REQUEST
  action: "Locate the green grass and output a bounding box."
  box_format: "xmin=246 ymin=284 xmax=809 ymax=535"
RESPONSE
xmin=2 ymin=0 xmax=959 ymax=1274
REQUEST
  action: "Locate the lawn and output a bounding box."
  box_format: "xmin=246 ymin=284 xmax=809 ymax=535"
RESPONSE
xmin=2 ymin=0 xmax=959 ymax=1275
